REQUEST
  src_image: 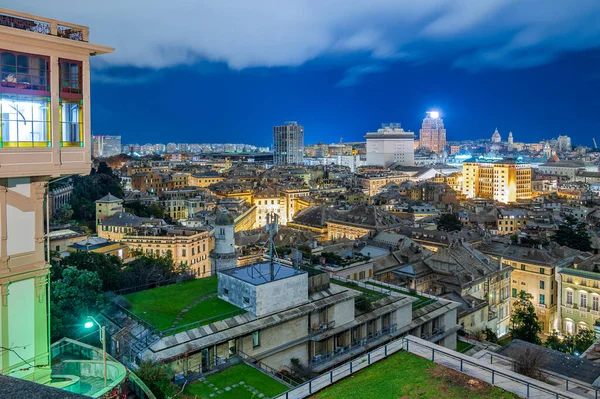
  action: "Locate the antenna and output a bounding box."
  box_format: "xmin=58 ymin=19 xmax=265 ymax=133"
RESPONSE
xmin=265 ymin=212 xmax=279 ymax=281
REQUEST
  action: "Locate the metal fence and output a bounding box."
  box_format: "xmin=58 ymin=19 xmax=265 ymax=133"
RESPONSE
xmin=482 ymin=352 xmax=600 ymax=399
xmin=405 ymin=337 xmax=577 ymax=399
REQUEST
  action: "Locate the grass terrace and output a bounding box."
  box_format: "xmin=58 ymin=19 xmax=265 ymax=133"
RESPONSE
xmin=124 ymin=276 xmax=243 ymax=331
xmin=456 ymin=339 xmax=475 ymax=353
xmin=331 ymin=280 xmax=387 ymax=302
xmin=365 ymin=282 xmax=437 ymax=310
xmin=309 ymin=350 xmax=518 ymax=399
xmin=182 ymin=362 xmax=288 ymax=399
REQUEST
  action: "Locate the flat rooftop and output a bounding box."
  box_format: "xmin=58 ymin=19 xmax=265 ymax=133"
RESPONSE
xmin=220 ymin=262 xmax=305 ymax=286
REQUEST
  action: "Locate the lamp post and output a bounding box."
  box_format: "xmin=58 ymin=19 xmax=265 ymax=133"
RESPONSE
xmin=85 ymin=316 xmax=107 ymax=387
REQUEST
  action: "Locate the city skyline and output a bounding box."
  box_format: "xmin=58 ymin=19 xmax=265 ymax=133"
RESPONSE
xmin=6 ymin=1 xmax=600 ymax=147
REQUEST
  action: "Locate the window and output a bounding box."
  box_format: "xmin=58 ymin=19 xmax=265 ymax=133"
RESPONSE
xmin=540 ymin=268 xmax=545 ymax=275
xmin=252 ymin=331 xmax=260 ymax=347
xmin=1 ymin=51 xmax=49 ymax=92
xmin=539 ymin=294 xmax=545 ymax=305
xmin=0 ymin=94 xmax=50 ymax=147
xmin=567 ymin=290 xmax=573 ymax=305
xmin=540 ymin=280 xmax=545 ymax=290
xmin=521 ymin=265 xmax=526 ymax=271
xmin=470 ymin=315 xmax=475 ymax=327
xmin=243 ymin=296 xmax=250 ymax=305
xmin=223 ymin=288 xmax=229 ymax=296
xmin=59 ymin=98 xmax=83 ymax=146
xmin=581 ymin=293 xmax=588 ymax=309
xmin=593 ymin=296 xmax=599 ymax=312
xmin=59 ymin=60 xmax=82 ymax=95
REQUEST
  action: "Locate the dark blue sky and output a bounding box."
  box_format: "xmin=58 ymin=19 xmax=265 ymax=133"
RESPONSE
xmin=9 ymin=0 xmax=600 ymax=147
xmin=90 ymin=49 xmax=600 ymax=147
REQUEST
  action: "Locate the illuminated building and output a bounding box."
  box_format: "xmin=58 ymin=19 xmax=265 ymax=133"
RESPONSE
xmin=556 ymin=135 xmax=572 ymax=153
xmin=273 ymin=121 xmax=304 ymax=165
xmin=462 ymin=158 xmax=532 ymax=203
xmin=365 ymin=123 xmax=415 ymax=167
xmin=419 ymin=111 xmax=446 ymax=153
xmin=92 ymin=134 xmax=121 ymax=158
xmin=507 ymin=131 xmax=513 ymax=150
xmin=0 ymin=7 xmax=115 ymax=387
xmin=491 ymin=128 xmax=501 ymax=143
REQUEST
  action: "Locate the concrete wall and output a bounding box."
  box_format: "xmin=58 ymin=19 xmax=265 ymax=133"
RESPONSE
xmin=255 ymin=274 xmax=308 ymax=317
xmin=218 ymin=273 xmax=257 ymax=313
xmin=263 ymin=343 xmax=308 ymax=371
xmin=240 ymin=316 xmax=308 ymax=362
xmin=329 ymin=299 xmax=355 ymax=327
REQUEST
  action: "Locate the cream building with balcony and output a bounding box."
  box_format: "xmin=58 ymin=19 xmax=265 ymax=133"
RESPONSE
xmin=560 ymin=255 xmax=600 ymax=336
xmin=0 ymin=7 xmax=112 ymax=385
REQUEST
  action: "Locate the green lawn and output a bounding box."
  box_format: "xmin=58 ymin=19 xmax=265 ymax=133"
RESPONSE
xmin=498 ymin=335 xmax=513 ymax=347
xmin=124 ymin=276 xmax=243 ymax=331
xmin=331 ymin=280 xmax=387 ymax=302
xmin=365 ymin=282 xmax=437 ymax=310
xmin=310 ymin=351 xmax=518 ymax=399
xmin=456 ymin=339 xmax=475 ymax=353
xmin=182 ymin=363 xmax=288 ymax=399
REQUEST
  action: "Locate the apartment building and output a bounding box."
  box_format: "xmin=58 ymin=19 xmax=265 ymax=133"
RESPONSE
xmin=496 ymin=208 xmax=529 ymax=235
xmin=462 ymin=158 xmax=532 ymax=203
xmin=560 ymin=255 xmax=600 ymax=335
xmin=122 ymin=228 xmax=213 ymax=278
xmin=479 ymin=239 xmax=584 ymax=334
xmin=0 ymin=7 xmax=115 ymax=387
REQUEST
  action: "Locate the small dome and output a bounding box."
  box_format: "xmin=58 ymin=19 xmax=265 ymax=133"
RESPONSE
xmin=215 ymin=208 xmax=235 ymax=226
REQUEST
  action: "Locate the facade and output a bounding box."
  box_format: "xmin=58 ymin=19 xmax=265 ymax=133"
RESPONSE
xmin=418 ymin=112 xmax=446 ymax=154
xmin=211 ymin=208 xmax=238 ymax=272
xmin=92 ymin=135 xmax=122 ymax=158
xmin=507 ymin=132 xmax=514 ymax=150
xmin=462 ymin=159 xmax=532 ymax=203
xmin=95 ymin=193 xmax=123 ymax=230
xmin=273 ymin=121 xmax=304 ymax=165
xmin=496 ymin=208 xmax=528 ymax=235
xmin=0 ymin=8 xmax=112 ymax=386
xmin=48 ymin=181 xmax=73 ymax=215
xmin=254 ymin=188 xmax=285 ymax=227
xmin=365 ymin=123 xmax=415 ymax=167
xmin=122 ymin=228 xmax=213 ymax=278
xmin=560 ymin=255 xmax=600 ymax=335
xmin=538 ymin=160 xmax=596 ymax=180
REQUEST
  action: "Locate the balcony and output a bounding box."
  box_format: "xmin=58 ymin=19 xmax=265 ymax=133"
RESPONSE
xmin=0 ymin=8 xmax=88 ymax=42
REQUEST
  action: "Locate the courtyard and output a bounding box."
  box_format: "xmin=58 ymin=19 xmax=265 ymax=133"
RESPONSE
xmin=182 ymin=362 xmax=289 ymax=399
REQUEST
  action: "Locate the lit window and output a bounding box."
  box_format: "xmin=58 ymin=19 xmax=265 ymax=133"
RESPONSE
xmin=1 ymin=51 xmax=49 ymax=92
xmin=0 ymin=94 xmax=50 ymax=147
xmin=60 ymin=99 xmax=83 ymax=146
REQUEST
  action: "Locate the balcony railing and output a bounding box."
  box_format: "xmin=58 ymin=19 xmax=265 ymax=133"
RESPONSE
xmin=0 ymin=8 xmax=88 ymax=42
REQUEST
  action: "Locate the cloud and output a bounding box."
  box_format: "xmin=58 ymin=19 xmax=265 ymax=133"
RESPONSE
xmin=6 ymin=0 xmax=600 ymax=75
xmin=337 ymin=64 xmax=389 ymax=87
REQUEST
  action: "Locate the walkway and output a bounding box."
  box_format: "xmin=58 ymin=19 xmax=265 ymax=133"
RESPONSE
xmin=171 ymin=293 xmax=216 ymax=328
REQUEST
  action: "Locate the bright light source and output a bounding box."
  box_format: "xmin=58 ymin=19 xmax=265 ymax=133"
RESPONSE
xmin=428 ymin=111 xmax=439 ymax=119
xmin=84 ymin=321 xmax=94 ymax=329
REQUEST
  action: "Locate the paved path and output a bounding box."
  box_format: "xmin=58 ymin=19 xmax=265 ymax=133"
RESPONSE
xmin=171 ymin=294 xmax=216 ymax=328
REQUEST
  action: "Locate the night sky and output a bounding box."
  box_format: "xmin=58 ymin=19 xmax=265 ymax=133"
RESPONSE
xmin=8 ymin=1 xmax=600 ymax=147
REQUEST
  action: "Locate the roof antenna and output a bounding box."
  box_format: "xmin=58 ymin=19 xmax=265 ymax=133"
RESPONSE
xmin=265 ymin=212 xmax=279 ymax=281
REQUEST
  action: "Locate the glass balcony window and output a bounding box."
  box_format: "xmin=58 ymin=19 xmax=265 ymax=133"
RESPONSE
xmin=60 ymin=99 xmax=83 ymax=146
xmin=60 ymin=60 xmax=82 ymax=96
xmin=1 ymin=51 xmax=49 ymax=93
xmin=0 ymin=93 xmax=50 ymax=147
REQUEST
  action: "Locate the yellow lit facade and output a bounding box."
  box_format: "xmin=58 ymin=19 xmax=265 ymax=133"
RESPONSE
xmin=462 ymin=159 xmax=531 ymax=203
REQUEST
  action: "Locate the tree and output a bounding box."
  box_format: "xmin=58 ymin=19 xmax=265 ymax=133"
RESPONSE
xmin=51 ymin=267 xmax=106 ymax=342
xmin=54 ymin=204 xmax=74 ymax=224
xmin=510 ymin=291 xmax=542 ymax=344
xmin=547 ymin=329 xmax=596 ymax=355
xmin=512 ymin=346 xmax=547 ymax=380
xmin=574 ymin=329 xmax=596 ymax=354
xmin=53 ymin=251 xmax=123 ymax=292
xmin=553 ymin=215 xmax=592 ymax=251
xmin=136 ymin=361 xmax=177 ymax=398
xmin=483 ymin=327 xmax=498 ymax=343
xmin=437 ymin=213 xmax=462 ymax=232
xmin=120 ymin=253 xmax=187 ymax=290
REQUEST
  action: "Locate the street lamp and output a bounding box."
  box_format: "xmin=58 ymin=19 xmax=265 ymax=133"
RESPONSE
xmin=85 ymin=316 xmax=107 ymax=387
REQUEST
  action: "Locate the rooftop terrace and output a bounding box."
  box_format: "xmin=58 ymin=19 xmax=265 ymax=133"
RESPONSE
xmin=123 ymin=276 xmax=243 ymax=331
xmin=220 ymin=262 xmax=305 ymax=286
xmin=308 ymin=350 xmax=517 ymax=399
xmin=0 ymin=8 xmax=89 ymax=42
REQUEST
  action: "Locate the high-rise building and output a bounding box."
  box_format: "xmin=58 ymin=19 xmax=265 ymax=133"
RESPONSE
xmin=365 ymin=123 xmax=415 ymax=167
xmin=462 ymin=158 xmax=532 ymax=203
xmin=92 ymin=135 xmax=122 ymax=158
xmin=273 ymin=121 xmax=304 ymax=165
xmin=557 ymin=135 xmax=572 ymax=153
xmin=491 ymin=128 xmax=502 ymax=143
xmin=0 ymin=8 xmax=113 ymax=384
xmin=419 ymin=111 xmax=446 ymax=153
